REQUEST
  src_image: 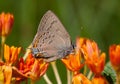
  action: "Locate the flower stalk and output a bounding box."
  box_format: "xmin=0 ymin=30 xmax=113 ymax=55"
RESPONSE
xmin=1 ymin=36 xmax=6 ymax=60
xmin=43 ymin=73 xmax=52 ymax=84
xmin=67 ymin=69 xmax=71 ymax=84
xmin=51 ymin=62 xmax=62 ymax=84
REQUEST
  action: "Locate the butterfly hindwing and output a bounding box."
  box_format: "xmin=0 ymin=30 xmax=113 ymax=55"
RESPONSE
xmin=31 ymin=10 xmax=73 ymax=62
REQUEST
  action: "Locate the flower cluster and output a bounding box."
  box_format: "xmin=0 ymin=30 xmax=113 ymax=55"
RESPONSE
xmin=62 ymin=38 xmax=107 ymax=84
xmin=0 ymin=12 xmax=120 ymax=84
xmin=0 ymin=12 xmax=49 ymax=84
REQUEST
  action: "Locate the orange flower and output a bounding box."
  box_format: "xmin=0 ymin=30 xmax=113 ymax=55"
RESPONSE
xmin=15 ymin=53 xmax=49 ymax=81
xmin=80 ymin=38 xmax=105 ymax=75
xmin=0 ymin=12 xmax=14 ymax=36
xmin=0 ymin=20 xmax=2 ymax=34
xmin=0 ymin=44 xmax=49 ymax=83
xmin=4 ymin=44 xmax=21 ymax=65
xmin=109 ymin=44 xmax=120 ymax=83
xmin=11 ymin=54 xmax=35 ymax=82
xmin=0 ymin=44 xmax=21 ymax=84
xmin=62 ymin=38 xmax=84 ymax=74
xmin=27 ymin=59 xmax=49 ymax=80
xmin=92 ymin=75 xmax=109 ymax=84
xmin=72 ymin=73 xmax=92 ymax=84
xmin=62 ymin=54 xmax=83 ymax=73
xmin=109 ymin=44 xmax=120 ymax=71
xmin=18 ymin=54 xmax=35 ymax=74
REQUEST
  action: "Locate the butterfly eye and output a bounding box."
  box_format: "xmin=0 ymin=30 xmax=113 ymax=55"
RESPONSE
xmin=31 ymin=48 xmax=39 ymax=55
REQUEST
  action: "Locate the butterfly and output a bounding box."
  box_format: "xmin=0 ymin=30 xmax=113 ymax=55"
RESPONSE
xmin=31 ymin=10 xmax=74 ymax=62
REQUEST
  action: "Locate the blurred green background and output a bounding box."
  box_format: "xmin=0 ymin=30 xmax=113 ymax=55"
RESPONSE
xmin=0 ymin=0 xmax=120 ymax=83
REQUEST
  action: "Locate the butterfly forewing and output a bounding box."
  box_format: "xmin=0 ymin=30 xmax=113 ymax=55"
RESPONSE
xmin=32 ymin=10 xmax=73 ymax=62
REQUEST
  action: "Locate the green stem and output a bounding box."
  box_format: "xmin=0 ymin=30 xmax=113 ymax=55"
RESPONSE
xmin=83 ymin=65 xmax=87 ymax=75
xmin=51 ymin=62 xmax=62 ymax=84
xmin=67 ymin=69 xmax=71 ymax=84
xmin=87 ymin=70 xmax=92 ymax=79
xmin=1 ymin=36 xmax=6 ymax=61
xmin=31 ymin=80 xmax=35 ymax=84
xmin=116 ymin=71 xmax=120 ymax=84
xmin=43 ymin=73 xmax=52 ymax=84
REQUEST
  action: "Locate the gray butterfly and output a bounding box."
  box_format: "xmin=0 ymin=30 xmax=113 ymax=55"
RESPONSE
xmin=31 ymin=10 xmax=74 ymax=62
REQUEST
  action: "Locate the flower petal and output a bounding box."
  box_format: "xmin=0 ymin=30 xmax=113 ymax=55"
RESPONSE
xmin=4 ymin=44 xmax=10 ymax=63
xmin=72 ymin=73 xmax=92 ymax=84
xmin=3 ymin=65 xmax=12 ymax=84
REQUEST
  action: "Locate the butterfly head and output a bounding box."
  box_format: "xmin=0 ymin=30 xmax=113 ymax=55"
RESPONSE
xmin=30 ymin=48 xmax=43 ymax=58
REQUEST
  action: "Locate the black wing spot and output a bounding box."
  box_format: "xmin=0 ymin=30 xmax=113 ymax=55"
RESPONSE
xmin=39 ymin=44 xmax=42 ymax=47
xmin=52 ymin=35 xmax=55 ymax=37
xmin=56 ymin=28 xmax=59 ymax=32
xmin=44 ymin=37 xmax=47 ymax=40
xmin=47 ymin=31 xmax=49 ymax=34
xmin=43 ymin=32 xmax=45 ymax=35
